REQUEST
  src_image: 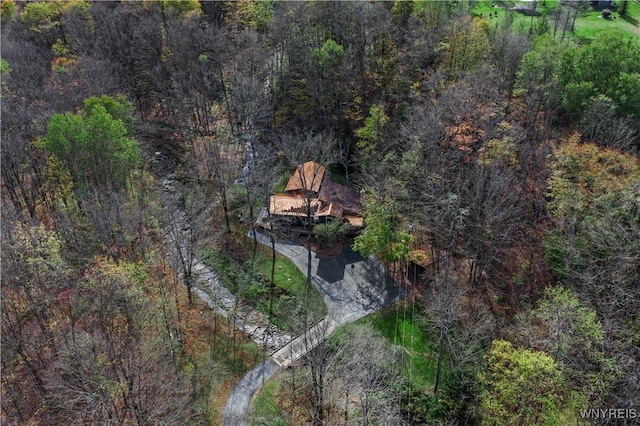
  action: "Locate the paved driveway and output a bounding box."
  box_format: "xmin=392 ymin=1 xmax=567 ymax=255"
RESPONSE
xmin=222 ymin=231 xmax=404 ymax=425
xmin=223 ymin=359 xmax=280 ymax=426
xmin=255 ymin=231 xmax=404 ymax=324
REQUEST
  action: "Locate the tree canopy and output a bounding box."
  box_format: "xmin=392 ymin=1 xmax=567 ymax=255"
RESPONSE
xmin=43 ymin=95 xmax=140 ymax=193
xmin=479 ymin=340 xmax=575 ymax=426
xmin=558 ymin=31 xmax=640 ymax=122
xmin=3 ymin=1 xmax=640 ymax=423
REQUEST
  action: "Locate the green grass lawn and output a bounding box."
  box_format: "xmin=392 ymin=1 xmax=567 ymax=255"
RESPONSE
xmin=201 ymin=245 xmax=327 ymax=331
xmin=363 ymin=302 xmax=440 ymax=392
xmin=573 ymin=1 xmax=640 ymax=39
xmin=255 ymin=251 xmax=308 ymax=295
xmin=472 ymin=0 xmax=640 ymax=39
xmin=250 ymin=372 xmax=289 ymax=426
xmin=473 ymin=0 xmax=553 ymax=34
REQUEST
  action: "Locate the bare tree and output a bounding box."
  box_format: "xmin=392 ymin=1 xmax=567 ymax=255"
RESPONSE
xmin=579 ymin=96 xmax=639 ymax=153
xmin=553 ymin=0 xmax=588 ymax=40
xmin=461 ymin=162 xmax=523 ymax=288
xmin=163 ymin=185 xmax=208 ymax=305
xmin=335 ymin=136 xmax=354 ymax=185
xmin=251 ymin=144 xmax=285 ymax=304
xmin=434 ymin=280 xmax=460 ymax=396
xmin=276 ymin=131 xmax=339 ymax=285
xmin=189 ymin=124 xmax=243 ymax=235
xmin=515 ymin=35 xmax=563 ymax=134
xmin=0 ymin=92 xmax=48 ymax=221
xmin=0 ymin=222 xmax=68 ymax=422
xmin=78 ymin=189 xmax=141 ymax=262
xmin=333 ymin=323 xmax=404 ymax=425
xmin=45 ymin=267 xmax=194 ymax=425
xmin=227 ymin=56 xmax=273 ymax=134
xmin=397 ymin=102 xmax=467 ymax=270
xmin=489 ymin=28 xmax=530 ymax=112
xmin=301 ymin=321 xmax=335 ymax=425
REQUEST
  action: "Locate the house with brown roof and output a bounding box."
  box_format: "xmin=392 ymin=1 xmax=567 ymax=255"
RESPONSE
xmin=258 ymin=161 xmax=363 ymax=232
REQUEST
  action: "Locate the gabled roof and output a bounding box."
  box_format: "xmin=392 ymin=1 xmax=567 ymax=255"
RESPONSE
xmin=285 ymin=161 xmax=326 ymax=193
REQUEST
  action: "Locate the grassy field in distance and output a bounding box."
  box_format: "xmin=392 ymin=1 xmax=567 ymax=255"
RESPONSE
xmin=472 ymin=0 xmax=640 ymax=39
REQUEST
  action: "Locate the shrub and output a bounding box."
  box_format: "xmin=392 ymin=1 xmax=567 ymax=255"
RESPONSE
xmin=1 ymin=0 xmax=17 ymax=21
xmin=0 ymin=58 xmax=12 ymax=75
xmin=313 ymin=220 xmax=345 ymax=246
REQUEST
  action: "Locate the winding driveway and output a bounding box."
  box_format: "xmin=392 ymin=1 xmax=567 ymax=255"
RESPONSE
xmin=147 ymin=145 xmax=400 ymax=425
xmin=222 ymin=231 xmax=404 ymax=425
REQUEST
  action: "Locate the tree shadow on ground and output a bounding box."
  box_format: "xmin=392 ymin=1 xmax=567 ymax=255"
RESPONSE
xmin=315 ymin=243 xmax=363 ymax=284
xmin=355 ymin=258 xmax=406 ymax=313
xmin=620 ymin=13 xmax=639 ymax=27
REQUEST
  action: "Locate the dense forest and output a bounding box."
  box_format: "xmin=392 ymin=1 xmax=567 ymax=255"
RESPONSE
xmin=1 ymin=0 xmax=639 ymax=425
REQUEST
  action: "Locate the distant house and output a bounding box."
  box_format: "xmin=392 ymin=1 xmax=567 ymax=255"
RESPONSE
xmin=589 ymin=0 xmax=614 ymax=7
xmin=258 ymin=161 xmax=363 ymax=231
xmin=510 ymin=1 xmax=541 ymax=15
